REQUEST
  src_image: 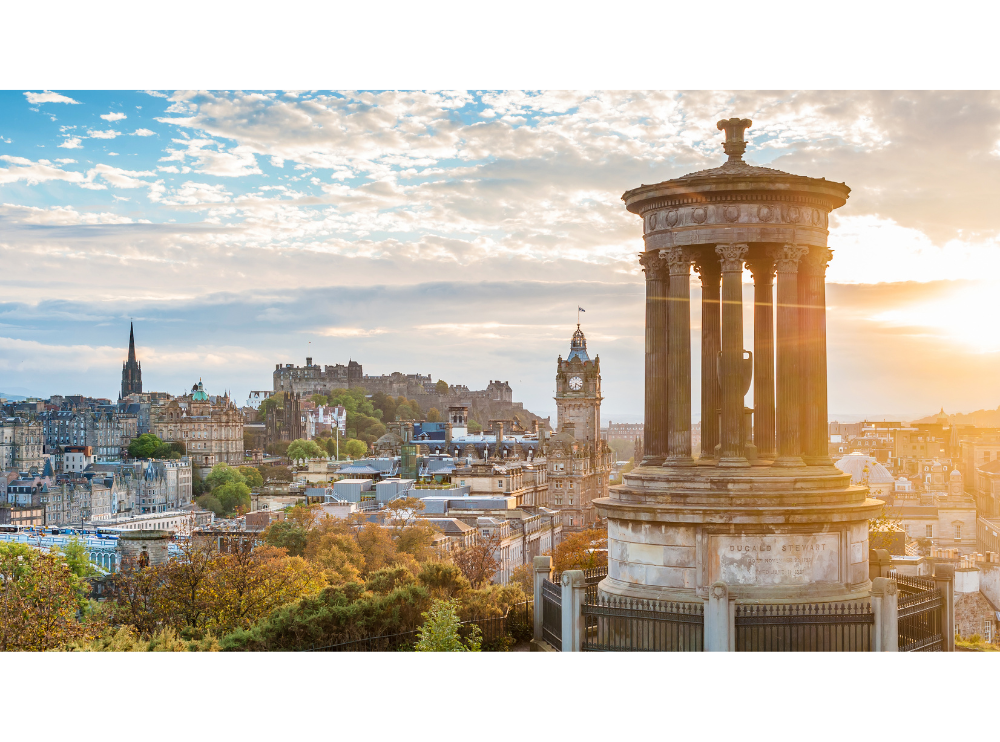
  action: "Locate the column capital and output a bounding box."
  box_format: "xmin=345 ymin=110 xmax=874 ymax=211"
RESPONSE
xmin=714 ymin=243 xmax=748 ymax=272
xmin=693 ymin=252 xmax=722 ymax=280
xmin=801 ymin=246 xmax=833 ymax=273
xmin=769 ymin=244 xmax=809 ymax=273
xmin=663 ymin=246 xmax=692 ymax=276
xmin=745 ymin=255 xmax=775 ymax=282
xmin=638 ymin=250 xmax=667 ymax=277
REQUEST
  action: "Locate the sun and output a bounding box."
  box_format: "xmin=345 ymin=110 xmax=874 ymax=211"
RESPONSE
xmin=872 ymin=283 xmax=1000 ymax=353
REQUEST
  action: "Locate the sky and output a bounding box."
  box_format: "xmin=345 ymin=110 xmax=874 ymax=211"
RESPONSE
xmin=3 ymin=90 xmax=1000 ymax=422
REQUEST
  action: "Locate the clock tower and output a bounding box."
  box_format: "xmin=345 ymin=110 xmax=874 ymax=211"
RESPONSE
xmin=550 ymin=323 xmax=611 ymax=531
xmin=555 ymin=324 xmax=602 ymax=448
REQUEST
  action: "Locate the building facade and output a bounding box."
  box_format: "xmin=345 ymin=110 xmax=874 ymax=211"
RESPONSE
xmin=0 ymin=416 xmax=44 ymax=473
xmin=152 ymin=381 xmax=243 ymax=473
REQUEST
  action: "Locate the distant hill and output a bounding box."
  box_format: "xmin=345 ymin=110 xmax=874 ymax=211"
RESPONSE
xmin=912 ymin=406 xmax=1000 ymax=427
xmin=0 ymin=392 xmax=28 ymax=402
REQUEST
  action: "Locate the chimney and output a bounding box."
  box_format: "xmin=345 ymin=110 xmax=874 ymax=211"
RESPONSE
xmin=306 ymin=357 xmax=312 ymax=367
xmin=445 ymin=422 xmax=453 ymax=447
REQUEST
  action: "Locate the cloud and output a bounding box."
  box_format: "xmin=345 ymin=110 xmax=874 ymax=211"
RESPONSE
xmin=57 ymin=137 xmax=82 ymax=149
xmin=24 ymin=91 xmax=81 ymax=105
xmin=319 ymin=327 xmax=389 ymax=337
xmin=54 ymin=158 xmax=77 ymax=164
xmin=0 ymin=155 xmax=95 ymax=187
xmin=131 ymin=128 xmax=156 ymax=136
xmin=159 ymin=137 xmax=261 ymax=177
xmin=100 ymin=112 xmax=127 ymax=122
xmin=143 ymin=90 xmax=169 ymax=99
xmin=87 ymin=129 xmax=121 ymax=139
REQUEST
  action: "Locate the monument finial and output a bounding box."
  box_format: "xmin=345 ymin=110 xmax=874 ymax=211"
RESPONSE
xmin=716 ymin=117 xmax=753 ymax=163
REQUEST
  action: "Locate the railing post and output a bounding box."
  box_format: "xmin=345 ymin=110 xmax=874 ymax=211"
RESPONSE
xmin=870 ymin=576 xmax=897 ymax=652
xmin=933 ymin=563 xmax=955 ymax=651
xmin=532 ymin=555 xmax=551 ymax=644
xmin=705 ymin=582 xmax=731 ymax=651
xmin=561 ymin=570 xmax=586 ymax=652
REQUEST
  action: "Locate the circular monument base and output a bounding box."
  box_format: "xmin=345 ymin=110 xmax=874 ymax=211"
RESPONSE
xmin=594 ymin=462 xmax=884 ymax=605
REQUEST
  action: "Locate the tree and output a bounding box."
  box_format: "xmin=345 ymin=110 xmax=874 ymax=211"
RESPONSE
xmin=427 ymin=407 xmax=442 ymax=422
xmin=343 ymin=438 xmax=367 ymax=459
xmin=0 ymin=543 xmax=103 ymax=651
xmin=467 ymin=419 xmax=483 ymax=434
xmin=435 ymin=380 xmax=449 ymax=395
xmin=213 ymin=481 xmax=251 ymax=516
xmin=264 ymin=519 xmax=310 ymax=558
xmin=415 ymin=599 xmax=481 ymax=652
xmin=396 ymin=403 xmax=416 ymax=421
xmin=205 ymin=463 xmax=247 ymax=490
xmin=551 ymin=529 xmax=608 ymax=572
xmin=238 ymin=466 xmax=264 ymax=489
xmin=311 ymin=394 xmax=328 ymax=406
xmin=128 ymin=433 xmax=162 ymax=459
xmin=287 ymin=438 xmax=325 ymax=464
xmin=453 ymin=530 xmax=503 ymax=587
xmin=371 ymin=392 xmax=397 ymax=423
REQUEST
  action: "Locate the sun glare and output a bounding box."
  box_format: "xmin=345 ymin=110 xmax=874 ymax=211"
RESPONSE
xmin=872 ymin=283 xmax=1000 ymax=353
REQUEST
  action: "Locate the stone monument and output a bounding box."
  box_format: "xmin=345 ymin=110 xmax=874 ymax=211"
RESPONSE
xmin=595 ymin=118 xmax=883 ymax=604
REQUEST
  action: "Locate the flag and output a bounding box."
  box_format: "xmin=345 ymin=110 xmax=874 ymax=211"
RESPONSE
xmin=578 ymin=306 xmax=586 ymax=312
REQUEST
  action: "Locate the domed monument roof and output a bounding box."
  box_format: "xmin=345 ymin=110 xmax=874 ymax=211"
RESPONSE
xmin=835 ymin=453 xmax=893 ymax=485
xmin=375 ymin=431 xmax=403 ymax=447
xmin=190 ymin=379 xmax=209 ymax=401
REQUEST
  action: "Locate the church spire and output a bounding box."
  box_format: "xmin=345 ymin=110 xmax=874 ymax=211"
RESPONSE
xmin=128 ymin=322 xmax=137 ymax=364
xmin=121 ymin=321 xmax=143 ymax=398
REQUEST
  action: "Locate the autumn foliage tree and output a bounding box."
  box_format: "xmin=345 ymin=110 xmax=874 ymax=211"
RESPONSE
xmin=550 ymin=528 xmax=608 ymax=573
xmin=0 ymin=543 xmax=102 ymax=651
xmin=453 ymin=530 xmax=503 ymax=587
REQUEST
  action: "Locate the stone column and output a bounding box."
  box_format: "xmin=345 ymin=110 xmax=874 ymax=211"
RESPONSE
xmin=664 ymin=247 xmax=693 ymax=466
xmin=800 ymin=247 xmax=834 ymax=466
xmin=715 ymin=243 xmax=748 ymax=467
xmin=695 ymin=255 xmax=721 ymax=459
xmin=933 ymin=563 xmax=955 ymax=651
xmin=532 ymin=555 xmax=551 ymax=644
xmin=870 ymin=576 xmax=898 ymax=652
xmin=770 ymin=244 xmax=808 ymax=467
xmin=747 ymin=255 xmax=776 ymax=460
xmin=640 ymin=250 xmax=667 ymax=466
xmin=560 ymin=569 xmax=587 ymax=652
xmin=705 ymin=582 xmax=732 ymax=651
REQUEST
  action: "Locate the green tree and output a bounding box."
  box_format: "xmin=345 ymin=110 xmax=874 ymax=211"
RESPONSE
xmin=415 ymin=599 xmax=481 ymax=652
xmin=396 ymin=404 xmax=416 ymax=421
xmin=260 ymin=464 xmax=292 ymax=483
xmin=196 ymin=494 xmax=224 ymax=517
xmin=128 ymin=433 xmax=163 ymax=459
xmin=427 ymin=407 xmax=442 ymax=422
xmin=311 ymin=394 xmax=328 ymax=406
xmin=343 ymin=439 xmax=367 ymax=459
xmin=213 ymin=481 xmax=251 ymax=515
xmin=435 ymin=380 xmax=449 ymax=395
xmin=371 ymin=392 xmax=397 ymax=423
xmin=264 ymin=520 xmax=309 ymax=557
xmin=467 ymin=419 xmax=483 ymax=434
xmin=287 ymin=438 xmax=325 ymax=464
xmin=205 ymin=463 xmax=248 ymax=490
xmin=238 ymin=466 xmax=264 ymax=489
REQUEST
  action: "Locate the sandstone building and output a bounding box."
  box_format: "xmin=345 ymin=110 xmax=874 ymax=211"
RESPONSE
xmin=152 ymin=380 xmax=243 ymax=473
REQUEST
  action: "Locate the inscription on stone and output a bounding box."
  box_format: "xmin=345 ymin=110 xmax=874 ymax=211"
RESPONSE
xmin=708 ymin=534 xmax=840 ymax=586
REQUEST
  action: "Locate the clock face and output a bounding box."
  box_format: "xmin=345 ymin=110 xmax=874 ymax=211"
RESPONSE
xmin=569 ymin=376 xmax=583 ymax=391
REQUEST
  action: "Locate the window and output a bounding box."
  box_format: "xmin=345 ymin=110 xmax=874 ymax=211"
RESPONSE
xmin=926 ymin=525 xmax=933 ymax=538
xmin=955 ymin=524 xmax=962 ymax=540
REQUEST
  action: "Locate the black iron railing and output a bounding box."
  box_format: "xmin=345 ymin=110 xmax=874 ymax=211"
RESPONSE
xmin=541 ymin=577 xmax=562 ymax=650
xmin=735 ymin=602 xmax=874 ymax=652
xmin=887 ymin=571 xmax=935 ymax=595
xmin=582 ymin=595 xmax=703 ymax=652
xmin=898 ymin=587 xmax=943 ymax=652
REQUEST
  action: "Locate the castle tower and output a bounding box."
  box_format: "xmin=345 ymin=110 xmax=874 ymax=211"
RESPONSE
xmin=121 ymin=322 xmax=143 ymax=398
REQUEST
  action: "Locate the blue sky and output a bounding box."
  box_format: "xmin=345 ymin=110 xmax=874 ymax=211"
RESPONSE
xmin=5 ymin=90 xmax=1000 ymax=421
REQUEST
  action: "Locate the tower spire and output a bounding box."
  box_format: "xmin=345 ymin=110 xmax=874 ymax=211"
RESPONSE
xmin=128 ymin=322 xmax=137 ymax=364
